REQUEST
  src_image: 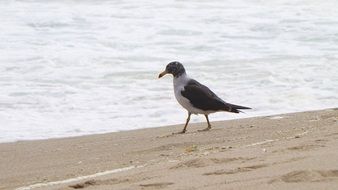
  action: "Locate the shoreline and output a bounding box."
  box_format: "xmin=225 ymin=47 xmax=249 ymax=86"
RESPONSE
xmin=1 ymin=108 xmax=338 ymax=189
xmin=2 ymin=107 xmax=336 ymax=144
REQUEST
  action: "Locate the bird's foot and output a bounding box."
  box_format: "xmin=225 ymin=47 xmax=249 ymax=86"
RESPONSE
xmin=172 ymin=130 xmax=186 ymax=135
xmin=198 ymin=127 xmax=211 ymax=132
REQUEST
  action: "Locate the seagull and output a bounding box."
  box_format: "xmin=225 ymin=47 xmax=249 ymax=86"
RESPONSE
xmin=158 ymin=61 xmax=251 ymax=134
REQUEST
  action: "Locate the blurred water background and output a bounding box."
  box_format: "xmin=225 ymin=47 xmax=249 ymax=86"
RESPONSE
xmin=0 ymin=0 xmax=337 ymax=142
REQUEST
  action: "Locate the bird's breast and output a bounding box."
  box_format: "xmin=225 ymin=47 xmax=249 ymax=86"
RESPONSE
xmin=174 ymin=85 xmax=201 ymax=114
xmin=174 ymin=86 xmax=190 ymax=107
xmin=172 ymin=75 xmax=207 ymax=114
xmin=173 ymin=84 xmax=218 ymax=115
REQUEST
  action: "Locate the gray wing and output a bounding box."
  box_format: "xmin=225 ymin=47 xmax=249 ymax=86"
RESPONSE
xmin=181 ymin=79 xmax=228 ymax=111
xmin=181 ymin=79 xmax=251 ymax=113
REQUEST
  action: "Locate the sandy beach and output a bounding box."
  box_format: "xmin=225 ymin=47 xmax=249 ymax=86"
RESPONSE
xmin=1 ymin=108 xmax=338 ymax=190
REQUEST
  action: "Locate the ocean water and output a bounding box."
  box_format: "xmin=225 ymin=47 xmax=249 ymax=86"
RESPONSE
xmin=0 ymin=0 xmax=337 ymax=142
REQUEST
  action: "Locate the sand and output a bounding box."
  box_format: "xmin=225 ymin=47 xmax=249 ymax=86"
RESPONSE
xmin=1 ymin=108 xmax=338 ymax=190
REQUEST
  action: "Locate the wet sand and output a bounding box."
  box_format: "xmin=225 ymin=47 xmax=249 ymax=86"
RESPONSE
xmin=1 ymin=108 xmax=338 ymax=190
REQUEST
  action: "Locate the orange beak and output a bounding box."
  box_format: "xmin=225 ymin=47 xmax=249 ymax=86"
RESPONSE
xmin=158 ymin=70 xmax=168 ymax=78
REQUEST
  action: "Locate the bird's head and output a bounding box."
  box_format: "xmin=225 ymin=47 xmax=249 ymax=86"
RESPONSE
xmin=158 ymin=61 xmax=186 ymax=78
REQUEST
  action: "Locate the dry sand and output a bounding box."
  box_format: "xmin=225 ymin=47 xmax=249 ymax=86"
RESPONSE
xmin=1 ymin=108 xmax=338 ymax=190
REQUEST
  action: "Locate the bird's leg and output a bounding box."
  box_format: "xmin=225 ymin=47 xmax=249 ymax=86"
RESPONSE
xmin=199 ymin=114 xmax=211 ymax=132
xmin=182 ymin=112 xmax=192 ymax=133
xmin=173 ymin=112 xmax=191 ymax=134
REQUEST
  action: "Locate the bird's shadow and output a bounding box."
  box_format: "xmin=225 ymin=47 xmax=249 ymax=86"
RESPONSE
xmin=156 ymin=131 xmax=195 ymax=139
xmin=156 ymin=128 xmax=221 ymax=139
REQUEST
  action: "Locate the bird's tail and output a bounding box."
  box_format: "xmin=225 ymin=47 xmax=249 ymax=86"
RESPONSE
xmin=223 ymin=103 xmax=251 ymax=113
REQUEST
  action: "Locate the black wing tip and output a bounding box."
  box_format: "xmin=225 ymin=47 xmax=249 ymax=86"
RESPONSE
xmin=228 ymin=104 xmax=252 ymax=110
xmin=234 ymin=109 xmax=250 ymax=114
xmin=240 ymin=106 xmax=252 ymax=109
xmin=226 ymin=104 xmax=252 ymax=113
